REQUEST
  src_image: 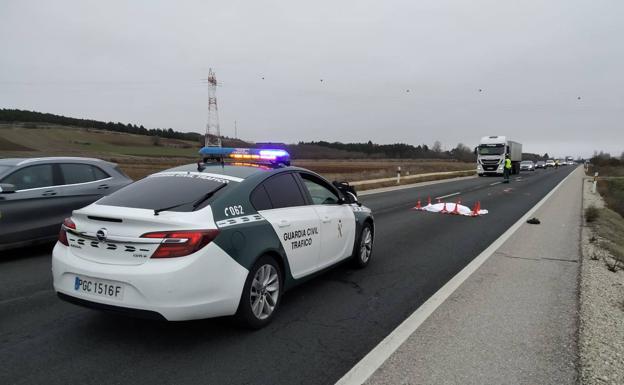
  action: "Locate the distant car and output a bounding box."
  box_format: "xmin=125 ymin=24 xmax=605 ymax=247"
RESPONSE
xmin=535 ymin=161 xmax=546 ymax=169
xmin=520 ymin=160 xmax=535 ymax=171
xmin=545 ymin=159 xmax=556 ymax=168
xmin=0 ymin=157 xmax=132 ymax=251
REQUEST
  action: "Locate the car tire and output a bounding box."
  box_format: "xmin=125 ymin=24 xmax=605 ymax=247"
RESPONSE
xmin=235 ymin=255 xmax=282 ymax=329
xmin=352 ymin=222 xmax=373 ymax=268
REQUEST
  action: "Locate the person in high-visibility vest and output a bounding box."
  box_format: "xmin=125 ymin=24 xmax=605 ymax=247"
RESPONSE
xmin=503 ymin=154 xmax=512 ymax=183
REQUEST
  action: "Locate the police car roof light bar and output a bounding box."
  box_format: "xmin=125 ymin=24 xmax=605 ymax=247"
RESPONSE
xmin=199 ymin=147 xmax=291 ymax=166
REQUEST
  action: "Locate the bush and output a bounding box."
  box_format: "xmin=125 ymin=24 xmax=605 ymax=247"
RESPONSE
xmin=585 ymin=206 xmax=600 ymax=223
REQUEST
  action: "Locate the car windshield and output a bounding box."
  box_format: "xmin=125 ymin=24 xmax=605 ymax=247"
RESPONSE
xmin=97 ymin=173 xmax=231 ymax=211
xmin=478 ymin=145 xmax=505 ymax=155
xmin=521 ymin=161 xmax=532 ymax=164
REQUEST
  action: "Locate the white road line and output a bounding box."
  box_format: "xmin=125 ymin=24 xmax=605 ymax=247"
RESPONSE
xmin=490 ymin=181 xmax=502 ymax=186
xmin=434 ymin=192 xmax=460 ymax=200
xmin=335 ymin=168 xmax=579 ymax=385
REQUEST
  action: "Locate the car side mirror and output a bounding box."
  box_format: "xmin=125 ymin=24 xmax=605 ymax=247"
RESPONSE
xmin=332 ymin=181 xmax=361 ymax=206
xmin=0 ymin=183 xmax=17 ymax=194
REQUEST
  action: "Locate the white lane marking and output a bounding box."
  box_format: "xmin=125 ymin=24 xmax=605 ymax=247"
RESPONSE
xmin=490 ymin=181 xmax=502 ymax=186
xmin=335 ymin=168 xmax=579 ymax=385
xmin=434 ymin=192 xmax=460 ymax=200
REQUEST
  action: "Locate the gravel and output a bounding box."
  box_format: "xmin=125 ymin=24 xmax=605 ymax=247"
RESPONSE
xmin=579 ymin=178 xmax=624 ymax=385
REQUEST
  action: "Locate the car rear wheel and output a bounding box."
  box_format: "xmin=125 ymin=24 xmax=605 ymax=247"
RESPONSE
xmin=353 ymin=223 xmax=373 ymax=268
xmin=235 ymin=255 xmax=282 ymax=329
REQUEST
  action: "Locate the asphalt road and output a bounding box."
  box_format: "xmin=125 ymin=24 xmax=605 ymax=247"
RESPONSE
xmin=0 ymin=166 xmax=577 ymax=385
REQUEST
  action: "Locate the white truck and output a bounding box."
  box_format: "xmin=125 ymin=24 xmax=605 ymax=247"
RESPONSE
xmin=476 ymin=136 xmax=522 ymax=176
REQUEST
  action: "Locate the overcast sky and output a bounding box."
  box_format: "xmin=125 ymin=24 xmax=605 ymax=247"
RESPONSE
xmin=1 ymin=0 xmax=622 ymax=158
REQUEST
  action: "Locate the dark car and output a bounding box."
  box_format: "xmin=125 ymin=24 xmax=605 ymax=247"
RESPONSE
xmin=0 ymin=157 xmax=132 ymax=251
xmin=535 ymin=161 xmax=546 ymax=169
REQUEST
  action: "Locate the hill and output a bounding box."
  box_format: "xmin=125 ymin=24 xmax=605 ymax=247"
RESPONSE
xmin=0 ymin=109 xmax=475 ymax=161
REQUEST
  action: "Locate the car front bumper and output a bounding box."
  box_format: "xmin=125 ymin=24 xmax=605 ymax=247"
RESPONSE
xmin=52 ymin=242 xmax=249 ymax=321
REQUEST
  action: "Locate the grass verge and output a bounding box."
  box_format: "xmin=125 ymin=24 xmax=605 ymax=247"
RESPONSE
xmin=597 ymin=178 xmax=624 ymax=218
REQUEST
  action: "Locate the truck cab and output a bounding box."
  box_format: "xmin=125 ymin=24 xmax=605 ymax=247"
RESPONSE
xmin=476 ymin=136 xmax=522 ymax=176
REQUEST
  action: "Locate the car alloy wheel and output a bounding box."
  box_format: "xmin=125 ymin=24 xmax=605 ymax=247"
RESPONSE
xmin=353 ymin=223 xmax=373 ymax=268
xmin=250 ymin=264 xmax=279 ymax=320
xmin=236 ymin=255 xmax=282 ymax=329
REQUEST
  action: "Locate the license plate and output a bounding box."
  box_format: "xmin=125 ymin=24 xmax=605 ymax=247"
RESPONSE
xmin=74 ymin=276 xmax=124 ymax=300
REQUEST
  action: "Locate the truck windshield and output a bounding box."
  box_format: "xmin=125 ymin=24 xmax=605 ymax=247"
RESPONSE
xmin=478 ymin=145 xmax=505 ymax=155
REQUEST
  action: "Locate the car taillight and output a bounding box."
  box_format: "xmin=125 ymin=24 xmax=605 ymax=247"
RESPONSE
xmin=141 ymin=230 xmax=220 ymax=258
xmin=59 ymin=218 xmax=76 ymax=246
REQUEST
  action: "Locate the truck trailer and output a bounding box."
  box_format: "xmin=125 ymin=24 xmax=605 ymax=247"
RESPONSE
xmin=476 ymin=136 xmax=522 ymax=176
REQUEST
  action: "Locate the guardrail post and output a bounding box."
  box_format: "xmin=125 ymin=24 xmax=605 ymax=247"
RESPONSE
xmin=396 ymin=166 xmax=401 ymax=184
xmin=592 ymin=172 xmax=598 ymax=194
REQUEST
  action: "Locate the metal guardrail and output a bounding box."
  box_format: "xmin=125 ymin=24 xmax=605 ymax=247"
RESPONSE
xmin=350 ymin=170 xmax=475 ymax=187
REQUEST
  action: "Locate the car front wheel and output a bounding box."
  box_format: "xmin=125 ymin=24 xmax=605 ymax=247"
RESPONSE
xmin=235 ymin=255 xmax=282 ymax=329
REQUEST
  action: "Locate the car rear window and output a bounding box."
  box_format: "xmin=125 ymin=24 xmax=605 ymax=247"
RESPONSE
xmin=60 ymin=163 xmax=110 ymax=184
xmin=97 ymin=174 xmax=230 ymax=211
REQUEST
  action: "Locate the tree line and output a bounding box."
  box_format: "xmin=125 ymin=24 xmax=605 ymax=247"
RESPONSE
xmin=300 ymin=140 xmax=476 ymax=161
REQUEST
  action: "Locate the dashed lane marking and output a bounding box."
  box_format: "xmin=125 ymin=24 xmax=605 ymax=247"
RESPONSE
xmin=434 ymin=192 xmax=460 ymax=200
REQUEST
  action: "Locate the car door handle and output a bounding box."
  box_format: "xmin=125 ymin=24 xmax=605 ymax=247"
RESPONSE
xmin=278 ymin=220 xmax=291 ymax=228
xmin=97 ymin=184 xmax=110 ymax=190
xmin=321 ymin=216 xmax=331 ymax=223
xmin=42 ymin=190 xmax=57 ymax=196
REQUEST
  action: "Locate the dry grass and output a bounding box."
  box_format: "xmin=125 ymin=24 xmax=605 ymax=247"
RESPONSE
xmin=0 ymin=135 xmax=34 ymax=151
xmin=1 ymin=124 xmax=476 ymax=185
xmin=0 ymin=124 xmax=199 ymax=157
xmin=597 ymin=178 xmax=624 ymax=218
xmin=592 ymin=208 xmax=624 ymax=270
xmin=293 ymin=159 xmax=473 ymax=182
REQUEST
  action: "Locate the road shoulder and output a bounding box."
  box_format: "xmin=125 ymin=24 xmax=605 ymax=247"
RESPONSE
xmin=361 ymin=167 xmax=584 ymax=384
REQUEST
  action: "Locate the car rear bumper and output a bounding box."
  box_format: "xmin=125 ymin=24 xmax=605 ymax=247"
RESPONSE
xmin=52 ymin=242 xmax=249 ymax=321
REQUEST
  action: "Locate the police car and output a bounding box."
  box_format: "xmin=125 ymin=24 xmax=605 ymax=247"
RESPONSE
xmin=52 ymin=148 xmax=374 ymax=328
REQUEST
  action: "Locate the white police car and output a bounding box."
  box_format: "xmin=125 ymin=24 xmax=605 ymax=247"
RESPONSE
xmin=52 ymin=148 xmax=374 ymax=328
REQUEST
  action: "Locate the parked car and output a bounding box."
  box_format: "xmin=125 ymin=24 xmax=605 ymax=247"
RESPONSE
xmin=52 ymin=148 xmax=374 ymax=328
xmin=535 ymin=161 xmax=546 ymax=169
xmin=520 ymin=160 xmax=535 ymax=171
xmin=0 ymin=157 xmax=132 ymax=251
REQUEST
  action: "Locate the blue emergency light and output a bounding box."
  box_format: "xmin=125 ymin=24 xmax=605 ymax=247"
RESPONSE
xmin=199 ymin=147 xmax=291 ymax=166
